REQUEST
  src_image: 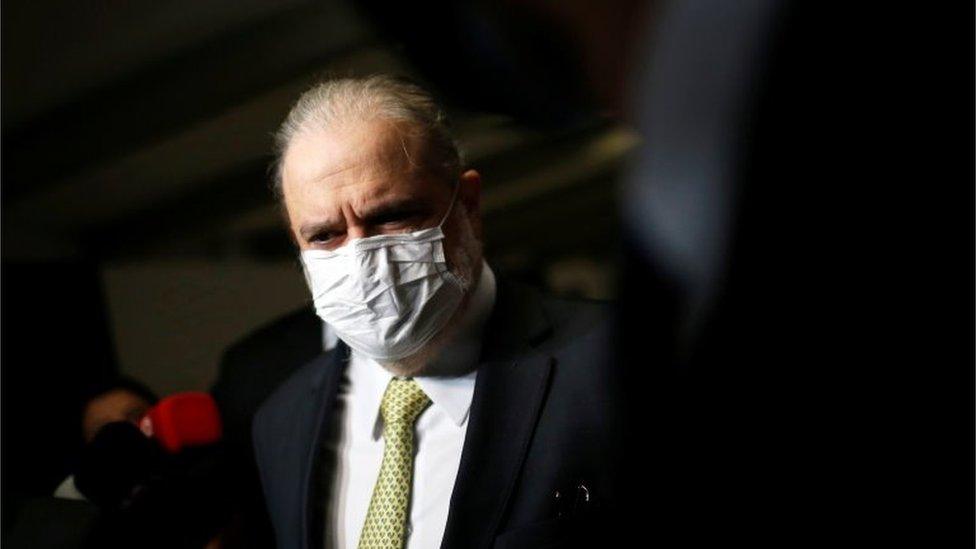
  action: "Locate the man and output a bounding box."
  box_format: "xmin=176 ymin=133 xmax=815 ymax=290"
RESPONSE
xmin=251 ymin=75 xmax=623 ymax=549
xmin=54 ymin=376 xmax=158 ymax=501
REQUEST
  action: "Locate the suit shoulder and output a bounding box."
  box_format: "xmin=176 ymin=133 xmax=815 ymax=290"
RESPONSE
xmin=539 ymin=294 xmax=615 ymax=343
xmin=252 ymin=354 xmax=326 ymax=435
xmin=541 ymin=294 xmax=614 ymax=320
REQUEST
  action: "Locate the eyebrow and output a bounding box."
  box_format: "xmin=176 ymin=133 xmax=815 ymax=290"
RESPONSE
xmin=299 ymin=219 xmax=342 ymax=241
xmin=298 ymin=196 xmax=431 ymax=240
xmin=358 ymin=197 xmax=429 ymax=224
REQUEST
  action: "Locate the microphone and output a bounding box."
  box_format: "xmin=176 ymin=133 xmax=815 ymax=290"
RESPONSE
xmin=139 ymin=392 xmax=222 ymax=453
xmin=73 ymin=422 xmax=160 ymax=509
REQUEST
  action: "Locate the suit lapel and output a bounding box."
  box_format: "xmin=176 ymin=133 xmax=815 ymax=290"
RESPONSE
xmin=300 ymin=343 xmax=349 ymax=549
xmin=440 ymin=279 xmax=554 ymax=549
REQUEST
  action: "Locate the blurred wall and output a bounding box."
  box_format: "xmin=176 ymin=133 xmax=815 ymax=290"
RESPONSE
xmin=102 ymin=261 xmax=309 ymax=394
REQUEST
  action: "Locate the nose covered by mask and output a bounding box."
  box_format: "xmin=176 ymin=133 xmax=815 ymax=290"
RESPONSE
xmin=300 ymin=186 xmax=466 ymax=362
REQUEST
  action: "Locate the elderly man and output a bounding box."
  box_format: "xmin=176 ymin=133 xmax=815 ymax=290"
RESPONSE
xmin=250 ymin=75 xmax=622 ymax=549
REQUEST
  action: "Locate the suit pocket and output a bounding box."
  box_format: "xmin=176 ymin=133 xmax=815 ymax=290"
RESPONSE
xmin=492 ymin=517 xmax=584 ymax=549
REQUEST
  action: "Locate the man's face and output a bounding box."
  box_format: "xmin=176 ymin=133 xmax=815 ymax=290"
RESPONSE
xmin=280 ymin=118 xmax=483 ymax=371
xmin=281 ymin=118 xmax=480 ymax=256
xmin=83 ymin=389 xmax=153 ymax=443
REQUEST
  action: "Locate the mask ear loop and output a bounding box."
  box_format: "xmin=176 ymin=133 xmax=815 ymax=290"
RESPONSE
xmin=438 ymin=180 xmax=461 ymax=228
xmin=431 ymin=181 xmax=462 ymax=281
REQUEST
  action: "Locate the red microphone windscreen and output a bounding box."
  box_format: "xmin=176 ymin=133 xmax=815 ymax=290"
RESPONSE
xmin=139 ymin=392 xmax=222 ymax=453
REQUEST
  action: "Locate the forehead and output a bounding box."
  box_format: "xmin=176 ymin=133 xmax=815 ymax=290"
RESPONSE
xmin=281 ymin=118 xmax=437 ymax=210
xmin=85 ymin=389 xmax=150 ymax=416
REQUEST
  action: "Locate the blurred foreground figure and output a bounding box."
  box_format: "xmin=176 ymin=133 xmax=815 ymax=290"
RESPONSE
xmin=620 ymin=2 xmax=971 ymax=546
xmin=246 ymin=75 xmax=625 ymax=549
xmin=356 ymin=0 xmax=971 ymax=545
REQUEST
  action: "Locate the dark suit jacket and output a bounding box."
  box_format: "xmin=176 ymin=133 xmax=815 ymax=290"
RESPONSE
xmin=252 ymin=280 xmax=624 ymax=549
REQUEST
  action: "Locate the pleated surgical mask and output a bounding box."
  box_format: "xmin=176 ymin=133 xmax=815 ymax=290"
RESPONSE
xmin=300 ymin=185 xmax=465 ymax=361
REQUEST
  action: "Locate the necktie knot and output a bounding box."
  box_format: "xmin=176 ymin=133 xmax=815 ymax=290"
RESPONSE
xmin=380 ymin=378 xmax=431 ymax=427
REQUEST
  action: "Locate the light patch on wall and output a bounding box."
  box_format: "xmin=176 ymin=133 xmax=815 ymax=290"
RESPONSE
xmin=102 ymin=260 xmax=310 ymax=396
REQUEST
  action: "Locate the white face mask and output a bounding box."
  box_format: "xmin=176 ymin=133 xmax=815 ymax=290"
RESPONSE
xmin=300 ymin=186 xmax=466 ymax=361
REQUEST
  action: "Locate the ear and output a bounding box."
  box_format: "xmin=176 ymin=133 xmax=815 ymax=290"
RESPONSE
xmin=458 ymin=169 xmax=483 ymax=237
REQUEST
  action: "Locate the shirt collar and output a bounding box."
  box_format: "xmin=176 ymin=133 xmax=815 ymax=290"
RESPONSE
xmin=347 ymin=352 xmax=394 ymax=439
xmin=348 ymin=262 xmax=496 ymax=434
xmin=413 ymin=371 xmax=478 ymax=427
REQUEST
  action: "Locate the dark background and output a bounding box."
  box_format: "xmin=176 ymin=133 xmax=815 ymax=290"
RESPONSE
xmin=2 ymin=0 xmax=973 ymax=545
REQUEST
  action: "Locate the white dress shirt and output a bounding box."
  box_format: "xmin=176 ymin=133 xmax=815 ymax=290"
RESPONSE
xmin=323 ymin=262 xmax=496 ymax=549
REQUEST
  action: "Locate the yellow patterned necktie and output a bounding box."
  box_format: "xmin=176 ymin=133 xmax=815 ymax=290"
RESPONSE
xmin=358 ymin=378 xmax=431 ymax=549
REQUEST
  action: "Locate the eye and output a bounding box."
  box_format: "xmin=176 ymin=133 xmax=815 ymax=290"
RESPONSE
xmin=309 ymin=231 xmax=340 ymax=245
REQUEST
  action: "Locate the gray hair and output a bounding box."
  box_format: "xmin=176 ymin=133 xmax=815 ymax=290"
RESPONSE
xmin=271 ymin=75 xmax=463 ymax=199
